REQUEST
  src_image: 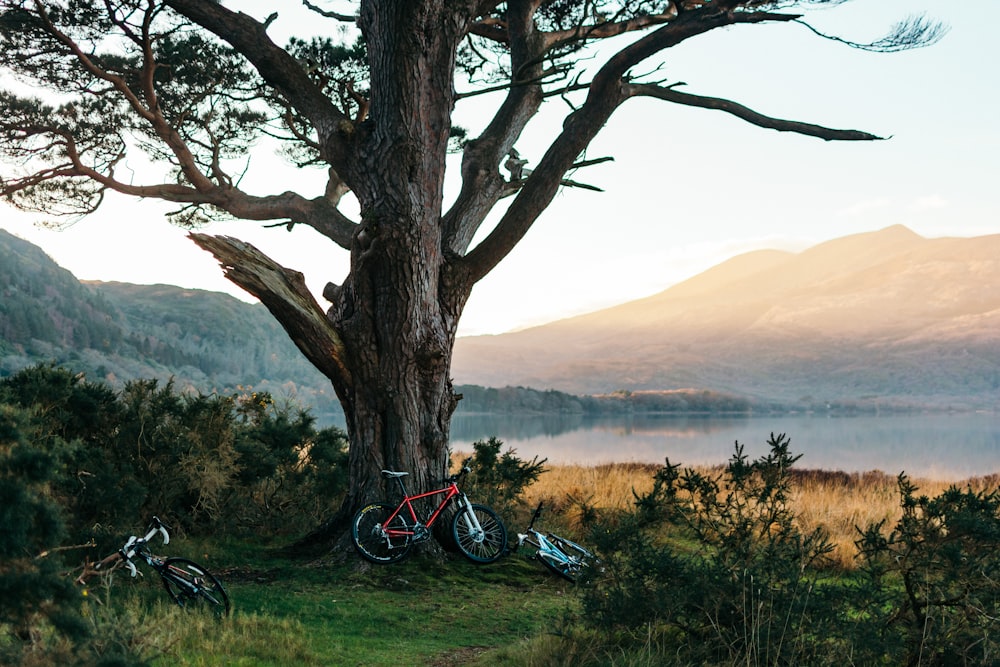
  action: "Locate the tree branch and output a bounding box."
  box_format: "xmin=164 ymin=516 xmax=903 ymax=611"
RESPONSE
xmin=189 ymin=233 xmax=352 ymax=390
xmin=300 ymin=0 xmax=357 ymax=23
xmin=442 ymin=0 xmax=547 ymax=255
xmin=0 ymin=111 xmax=357 ymax=242
xmin=163 ymin=0 xmax=356 ymax=173
xmin=796 ymin=14 xmax=948 ymax=53
xmin=460 ymin=10 xmax=764 ymax=283
xmin=628 ymin=82 xmax=885 ymax=141
xmin=468 ymin=16 xmax=509 ymax=44
xmin=539 ymin=8 xmax=679 ymax=53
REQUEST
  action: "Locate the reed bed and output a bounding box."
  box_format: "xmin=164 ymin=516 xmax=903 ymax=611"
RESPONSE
xmin=523 ymin=460 xmax=1000 ymax=569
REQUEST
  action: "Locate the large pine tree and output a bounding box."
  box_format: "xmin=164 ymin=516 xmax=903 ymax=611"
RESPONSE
xmin=0 ymin=1 xmax=943 ymax=545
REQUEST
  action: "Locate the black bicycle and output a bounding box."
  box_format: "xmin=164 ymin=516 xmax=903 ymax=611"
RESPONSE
xmin=80 ymin=517 xmax=230 ymax=617
xmin=514 ymin=503 xmax=598 ymax=582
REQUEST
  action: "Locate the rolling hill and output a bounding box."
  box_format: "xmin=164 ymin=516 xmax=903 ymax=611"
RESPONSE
xmin=452 ymin=225 xmax=1000 ymax=410
xmin=4 ymin=224 xmax=999 ymax=414
xmin=0 ymin=227 xmax=342 ymax=421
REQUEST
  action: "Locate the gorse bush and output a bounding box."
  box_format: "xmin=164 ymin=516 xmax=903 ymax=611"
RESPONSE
xmin=576 ymin=434 xmax=1000 ymax=666
xmin=853 ymin=474 xmax=1000 ymax=665
xmin=460 ymin=436 xmax=547 ymax=521
xmin=581 ymin=434 xmax=846 ymax=665
xmin=0 ymin=404 xmax=91 ymax=666
xmin=231 ymin=391 xmax=350 ymax=534
xmin=0 ymin=364 xmax=350 ymax=545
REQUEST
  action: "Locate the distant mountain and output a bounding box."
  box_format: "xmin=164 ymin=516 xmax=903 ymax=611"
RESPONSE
xmin=0 ymin=228 xmax=342 ymax=422
xmin=452 ymin=225 xmax=1000 ymax=411
xmin=6 ymin=225 xmax=999 ymax=417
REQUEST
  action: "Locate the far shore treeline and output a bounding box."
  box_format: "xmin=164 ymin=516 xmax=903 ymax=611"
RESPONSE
xmin=453 ymin=384 xmax=927 ymax=416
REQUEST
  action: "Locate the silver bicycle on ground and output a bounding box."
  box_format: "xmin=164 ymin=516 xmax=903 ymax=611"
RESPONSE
xmin=514 ymin=503 xmax=598 ymax=582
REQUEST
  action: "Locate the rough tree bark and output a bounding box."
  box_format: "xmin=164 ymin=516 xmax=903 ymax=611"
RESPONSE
xmin=185 ymin=1 xmax=475 ymax=547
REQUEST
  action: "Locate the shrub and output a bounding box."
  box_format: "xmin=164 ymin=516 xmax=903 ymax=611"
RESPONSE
xmin=0 ymin=365 xmax=350 ymax=543
xmin=0 ymin=404 xmax=90 ymax=666
xmin=580 ymin=434 xmax=847 ymax=665
xmin=573 ymin=434 xmax=1000 ymax=665
xmin=230 ymin=392 xmax=349 ymax=535
xmin=460 ymin=437 xmax=547 ymax=520
xmin=853 ymin=474 xmax=1000 ymax=665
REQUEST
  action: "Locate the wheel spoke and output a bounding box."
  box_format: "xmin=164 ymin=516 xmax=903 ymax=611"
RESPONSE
xmin=351 ymin=502 xmax=412 ymax=564
xmin=452 ymin=504 xmax=507 ymax=564
xmin=161 ymin=558 xmax=230 ymax=617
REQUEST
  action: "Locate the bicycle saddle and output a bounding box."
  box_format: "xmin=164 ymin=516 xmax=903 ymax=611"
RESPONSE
xmin=381 ymin=470 xmax=409 ymax=478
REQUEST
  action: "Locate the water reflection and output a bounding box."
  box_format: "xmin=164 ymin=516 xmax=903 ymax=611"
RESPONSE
xmin=450 ymin=413 xmax=1000 ymax=480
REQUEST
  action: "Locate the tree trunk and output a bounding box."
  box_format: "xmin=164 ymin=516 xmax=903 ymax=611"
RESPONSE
xmin=193 ymin=3 xmax=471 ymax=552
xmin=316 ymin=0 xmax=468 ymax=541
xmin=330 ymin=213 xmax=463 ymax=541
xmin=192 ymin=226 xmax=465 ymax=552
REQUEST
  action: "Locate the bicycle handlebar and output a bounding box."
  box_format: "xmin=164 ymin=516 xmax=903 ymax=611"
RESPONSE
xmin=97 ymin=517 xmax=170 ymax=578
xmin=528 ymin=502 xmax=543 ymax=530
xmin=445 ymin=457 xmax=473 ymax=483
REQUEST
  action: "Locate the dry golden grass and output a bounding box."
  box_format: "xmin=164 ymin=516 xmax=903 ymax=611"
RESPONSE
xmin=522 ymin=461 xmax=1000 ymax=569
xmin=522 ymin=462 xmax=659 ymax=516
xmin=789 ymin=469 xmax=1000 ymax=567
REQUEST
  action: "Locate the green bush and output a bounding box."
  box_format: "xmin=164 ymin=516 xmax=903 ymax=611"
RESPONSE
xmin=0 ymin=404 xmax=90 ymax=666
xmin=461 ymin=436 xmax=547 ymax=521
xmin=230 ymin=391 xmax=350 ymax=535
xmin=575 ymin=434 xmax=1000 ymax=665
xmin=853 ymin=474 xmax=1000 ymax=665
xmin=0 ymin=365 xmax=349 ymax=543
xmin=580 ymin=434 xmax=847 ymax=665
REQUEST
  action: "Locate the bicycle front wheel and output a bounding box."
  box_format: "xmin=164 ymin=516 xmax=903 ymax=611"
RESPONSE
xmin=161 ymin=557 xmax=231 ymax=617
xmin=452 ymin=503 xmax=507 ymax=564
xmin=351 ymin=502 xmax=412 ymax=564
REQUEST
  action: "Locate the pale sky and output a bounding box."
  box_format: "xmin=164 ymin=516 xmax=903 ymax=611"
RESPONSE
xmin=3 ymin=0 xmax=998 ymax=336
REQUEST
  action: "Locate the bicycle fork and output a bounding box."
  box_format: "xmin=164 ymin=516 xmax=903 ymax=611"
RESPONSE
xmin=456 ymin=494 xmax=486 ymax=542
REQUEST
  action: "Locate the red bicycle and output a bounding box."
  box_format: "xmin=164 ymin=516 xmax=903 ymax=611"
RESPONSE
xmin=350 ymin=458 xmax=507 ymax=564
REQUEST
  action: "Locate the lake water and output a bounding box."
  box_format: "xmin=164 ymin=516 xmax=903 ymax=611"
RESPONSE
xmin=449 ymin=412 xmax=1000 ymax=481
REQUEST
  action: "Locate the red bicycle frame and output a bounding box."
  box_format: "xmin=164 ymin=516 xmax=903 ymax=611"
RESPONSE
xmin=351 ymin=459 xmax=506 ymax=565
xmin=381 ymin=476 xmax=462 ymax=540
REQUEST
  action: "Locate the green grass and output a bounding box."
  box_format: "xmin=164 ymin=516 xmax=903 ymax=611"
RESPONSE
xmin=83 ymin=540 xmax=578 ymax=666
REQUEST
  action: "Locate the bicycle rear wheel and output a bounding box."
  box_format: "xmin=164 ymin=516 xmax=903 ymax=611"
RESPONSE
xmin=546 ymin=535 xmax=599 ymax=582
xmin=452 ymin=503 xmax=507 ymax=564
xmin=351 ymin=502 xmax=413 ymax=564
xmin=537 ymin=551 xmax=578 ymax=582
xmin=161 ymin=557 xmax=230 ymax=617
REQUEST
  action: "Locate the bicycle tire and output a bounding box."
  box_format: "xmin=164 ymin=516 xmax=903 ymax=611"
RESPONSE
xmin=547 ymin=535 xmax=600 ymax=581
xmin=160 ymin=557 xmax=231 ymax=617
xmin=351 ymin=502 xmax=413 ymax=564
xmin=537 ymin=550 xmax=578 ymax=582
xmin=452 ymin=503 xmax=507 ymax=564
